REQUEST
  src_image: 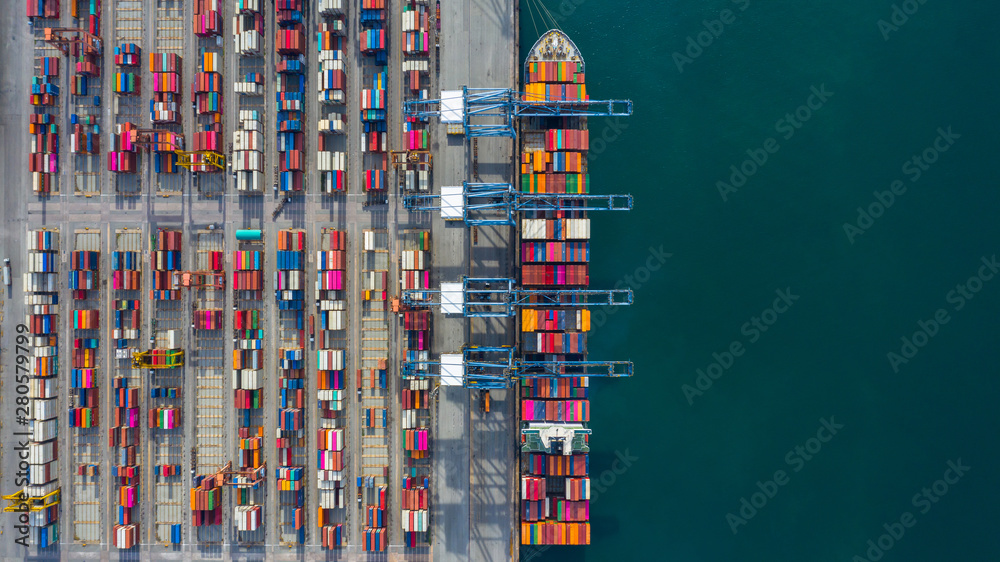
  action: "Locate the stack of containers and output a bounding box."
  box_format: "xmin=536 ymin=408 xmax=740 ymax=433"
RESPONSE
xmin=316 ymin=24 xmax=346 ymax=105
xmin=191 ymin=475 xmax=223 ymax=526
xmin=519 ymin=72 xmax=593 ymax=546
xmin=151 ymin=229 xmax=182 ymax=300
xmin=25 ymin=230 xmax=60 ymax=548
xmin=233 ymin=6 xmax=264 ymax=55
xmin=276 ymin=9 xmax=306 ymax=193
xmin=316 ymin=228 xmax=347 ymax=548
xmin=363 ymin=483 xmax=387 ymax=552
xmin=361 ymin=0 xmax=388 ymax=200
xmin=235 ymin=72 xmax=264 ymax=95
xmin=29 ymin=114 xmax=58 ymax=193
xmin=401 ymin=4 xmax=429 ymax=56
xmin=399 ymin=230 xmax=431 ymax=546
xmin=26 ymin=0 xmax=59 ymax=18
xmin=317 ymin=14 xmax=346 ymax=194
xmin=70 ymin=247 xmax=101 ymax=430
xmin=193 ymin=70 xmax=222 ymax=115
xmin=522 ymin=61 xmax=587 ymax=103
xmin=74 ymin=0 xmax=100 ymax=35
xmin=233 ymin=234 xmax=266 ymax=530
xmin=360 ymin=70 xmax=387 ymax=154
xmin=194 ymin=0 xmax=222 ymax=36
xmin=69 ymin=114 xmax=101 ymax=155
xmin=148 ymin=53 xmax=182 ymax=124
xmin=107 ymin=121 xmax=138 ymax=174
xmin=30 ymin=75 xmax=60 ymax=106
xmin=276 ymin=229 xmax=307 ymax=543
xmin=399 ymin=0 xmax=431 ymax=177
xmin=110 ymin=377 xmax=140 ymax=540
xmin=145 ymin=130 xmax=184 ymax=174
xmin=233 ymin=110 xmax=264 ymax=191
xmin=400 ymin=0 xmax=430 ymax=134
xmin=114 ymin=44 xmax=141 ymax=95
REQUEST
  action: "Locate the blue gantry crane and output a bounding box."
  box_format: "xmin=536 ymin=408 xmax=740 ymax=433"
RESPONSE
xmin=403 ymin=86 xmax=633 ymax=137
xmin=402 ymin=277 xmax=632 ymax=317
xmin=403 ymin=182 xmax=632 ymax=226
xmin=401 ymin=346 xmax=633 ymax=389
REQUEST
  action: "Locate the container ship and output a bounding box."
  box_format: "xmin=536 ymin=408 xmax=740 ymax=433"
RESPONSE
xmin=519 ymin=29 xmax=592 ymax=547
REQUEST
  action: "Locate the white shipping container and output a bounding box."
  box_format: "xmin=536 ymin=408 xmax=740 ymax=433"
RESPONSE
xmin=29 ymin=378 xmax=56 ymax=399
xmin=28 ymin=441 xmax=57 ymax=465
xmin=166 ymin=330 xmax=179 ymax=348
xmin=402 ymin=60 xmax=430 ymax=73
xmin=233 ymin=369 xmax=263 ymax=389
xmin=113 ymin=329 xmax=140 ymax=340
xmin=318 ymin=488 xmax=345 ymax=509
xmin=24 ymin=481 xmax=59 ymax=499
xmin=28 ymin=460 xmax=57 ymax=485
xmin=316 ymin=151 xmax=346 ymax=171
xmin=407 ymin=378 xmax=430 ymax=390
xmin=24 ymin=294 xmax=56 ymax=305
xmin=31 ymin=398 xmax=59 ymax=421
xmin=233 ymin=130 xmax=264 ymax=151
xmin=401 ymin=509 xmax=428 ymax=532
xmin=318 ymin=50 xmax=346 ymax=63
xmin=317 ymin=470 xmax=345 ymax=484
xmin=318 ymin=0 xmax=345 ymax=15
xmin=317 ymin=118 xmax=346 ymax=135
xmin=235 ymin=81 xmax=265 ymax=95
xmin=317 ymin=389 xmax=345 ymax=402
xmin=234 ymin=31 xmax=262 ymax=55
xmin=317 ymin=299 xmax=346 ymax=311
xmin=33 ymin=343 xmax=57 ymax=356
xmin=234 ymin=505 xmax=262 ymax=531
xmin=31 ymin=419 xmax=58 ymax=442
xmin=316 ymin=349 xmax=345 ymax=371
xmin=236 ymin=170 xmax=264 ymax=192
xmin=239 ymin=110 xmax=262 ymax=123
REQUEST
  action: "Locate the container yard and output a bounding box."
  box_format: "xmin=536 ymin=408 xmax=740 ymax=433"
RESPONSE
xmin=1 ymin=0 xmax=636 ymax=560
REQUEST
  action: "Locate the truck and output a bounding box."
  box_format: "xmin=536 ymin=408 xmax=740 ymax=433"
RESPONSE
xmin=309 ymin=314 xmax=315 ymax=345
xmin=3 ymin=258 xmax=11 ymax=286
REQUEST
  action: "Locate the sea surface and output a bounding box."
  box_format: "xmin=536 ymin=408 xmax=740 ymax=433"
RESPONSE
xmin=520 ymin=1 xmax=1000 ymax=560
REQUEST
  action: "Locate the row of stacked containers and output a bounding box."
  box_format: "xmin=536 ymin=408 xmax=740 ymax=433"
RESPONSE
xmin=519 ymin=62 xmax=594 ymax=545
xmin=69 ymin=0 xmax=102 ymax=196
xmin=361 ymin=0 xmax=388 ymax=194
xmin=400 ymin=0 xmax=431 ymax=195
xmin=24 ymin=230 xmax=60 ymax=548
xmin=148 ymin=52 xmax=183 ymax=173
xmin=317 ymin=0 xmax=347 ymax=193
xmin=233 ymin=0 xmax=265 ymax=191
xmin=399 ymin=230 xmax=431 ymax=546
xmin=233 ymin=233 xmax=266 ymax=537
xmin=109 ymin=42 xmax=140 ymax=181
xmin=69 ymin=246 xmax=100 ymax=432
xmin=111 ymin=239 xmax=142 ymax=548
xmin=276 ymin=0 xmax=306 ymax=192
xmin=316 ymin=228 xmax=348 ymax=548
xmin=29 ymin=53 xmax=58 ymax=193
xmin=190 ymin=50 xmax=224 ymax=172
xmin=276 ymin=230 xmax=307 ymax=543
xmin=360 ymin=230 xmax=389 ymax=551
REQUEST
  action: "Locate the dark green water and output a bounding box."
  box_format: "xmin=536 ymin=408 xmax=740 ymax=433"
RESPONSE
xmin=520 ymin=1 xmax=1000 ymax=560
